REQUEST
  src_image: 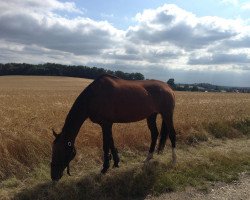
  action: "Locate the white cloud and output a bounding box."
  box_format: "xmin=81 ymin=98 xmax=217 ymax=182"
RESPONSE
xmin=188 ymin=53 xmax=250 ymax=65
xmin=127 ymin=4 xmax=241 ymax=50
xmin=0 ymin=0 xmax=84 ymax=15
xmin=221 ymin=0 xmax=250 ymax=11
xmin=0 ymin=1 xmax=250 ymax=86
xmin=0 ymin=1 xmax=124 ymax=56
xmin=241 ymin=2 xmax=250 ymax=10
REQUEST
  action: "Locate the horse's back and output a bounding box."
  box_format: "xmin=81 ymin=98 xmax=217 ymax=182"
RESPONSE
xmin=91 ymin=74 xmax=172 ymax=92
xmin=86 ymin=74 xmax=175 ymax=123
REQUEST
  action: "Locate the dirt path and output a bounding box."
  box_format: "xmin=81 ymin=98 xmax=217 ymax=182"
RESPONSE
xmin=147 ymin=172 xmax=250 ymax=200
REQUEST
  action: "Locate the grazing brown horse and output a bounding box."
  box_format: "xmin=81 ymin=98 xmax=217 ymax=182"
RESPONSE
xmin=51 ymin=74 xmax=176 ymax=181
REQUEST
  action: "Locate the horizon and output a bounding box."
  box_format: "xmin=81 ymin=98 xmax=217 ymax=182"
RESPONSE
xmin=1 ymin=62 xmax=250 ymax=88
xmin=1 ymin=0 xmax=250 ymax=87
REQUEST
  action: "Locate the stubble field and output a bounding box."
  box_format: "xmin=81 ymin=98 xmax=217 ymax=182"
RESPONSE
xmin=0 ymin=76 xmax=249 ymax=199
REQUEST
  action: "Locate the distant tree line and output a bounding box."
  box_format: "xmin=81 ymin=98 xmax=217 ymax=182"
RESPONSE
xmin=0 ymin=63 xmax=145 ymax=80
xmin=167 ymin=78 xmax=250 ymax=93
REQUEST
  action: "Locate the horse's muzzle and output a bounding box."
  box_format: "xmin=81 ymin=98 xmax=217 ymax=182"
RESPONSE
xmin=51 ymin=162 xmax=64 ymax=181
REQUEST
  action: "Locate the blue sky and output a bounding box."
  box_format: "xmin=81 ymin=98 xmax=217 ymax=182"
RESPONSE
xmin=67 ymin=0 xmax=250 ymax=28
xmin=1 ymin=0 xmax=250 ymax=86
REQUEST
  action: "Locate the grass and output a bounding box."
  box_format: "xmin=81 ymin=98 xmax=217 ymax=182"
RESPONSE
xmin=0 ymin=76 xmax=249 ymax=199
xmin=154 ymin=150 xmax=250 ymax=194
xmin=12 ymin=140 xmax=250 ymax=200
xmin=233 ymin=118 xmax=250 ymax=136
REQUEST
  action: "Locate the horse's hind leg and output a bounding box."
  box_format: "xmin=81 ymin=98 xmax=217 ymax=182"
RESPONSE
xmin=109 ymin=134 xmax=120 ymax=168
xmin=145 ymin=113 xmax=159 ymax=162
xmin=161 ymin=113 xmax=177 ymax=165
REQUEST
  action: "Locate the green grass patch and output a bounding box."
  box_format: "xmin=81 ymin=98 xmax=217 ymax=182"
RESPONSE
xmin=153 ymin=150 xmax=250 ymax=194
xmin=0 ymin=177 xmax=22 ymax=189
xmin=206 ymin=118 xmax=250 ymax=139
xmin=186 ymin=129 xmax=209 ymax=145
xmin=233 ymin=118 xmax=250 ymax=136
xmin=207 ymin=122 xmax=240 ymax=139
xmin=207 ymin=122 xmax=232 ymax=138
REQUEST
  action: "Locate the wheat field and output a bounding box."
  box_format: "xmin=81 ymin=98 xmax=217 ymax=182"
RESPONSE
xmin=0 ymin=76 xmax=249 ymax=199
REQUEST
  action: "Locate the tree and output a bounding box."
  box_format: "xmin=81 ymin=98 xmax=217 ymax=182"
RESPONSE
xmin=191 ymin=85 xmax=198 ymax=92
xmin=184 ymin=84 xmax=190 ymax=91
xmin=167 ymin=78 xmax=175 ymax=89
xmin=0 ymin=63 xmax=145 ymax=81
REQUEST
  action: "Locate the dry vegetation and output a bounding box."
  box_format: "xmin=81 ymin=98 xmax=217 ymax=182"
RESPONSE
xmin=0 ymin=76 xmax=249 ymax=199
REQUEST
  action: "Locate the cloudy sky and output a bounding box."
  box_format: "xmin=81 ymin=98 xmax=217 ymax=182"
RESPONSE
xmin=1 ymin=0 xmax=250 ymax=86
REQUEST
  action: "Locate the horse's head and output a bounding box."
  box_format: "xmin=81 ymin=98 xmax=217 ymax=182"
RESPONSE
xmin=51 ymin=130 xmax=76 ymax=181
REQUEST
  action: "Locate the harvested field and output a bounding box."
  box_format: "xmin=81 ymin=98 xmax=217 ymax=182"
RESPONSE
xmin=0 ymin=76 xmax=249 ymax=199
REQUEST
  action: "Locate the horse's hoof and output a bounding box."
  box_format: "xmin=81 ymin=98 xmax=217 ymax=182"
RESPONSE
xmin=157 ymin=149 xmax=164 ymax=154
xmin=101 ymin=167 xmax=109 ymax=174
xmin=172 ymin=158 xmax=177 ymax=167
xmin=172 ymin=161 xmax=176 ymax=167
xmin=113 ymin=163 xmax=119 ymax=168
xmin=143 ymin=153 xmax=153 ymax=163
xmin=143 ymin=158 xmax=151 ymax=163
xmin=143 ymin=160 xmax=148 ymax=164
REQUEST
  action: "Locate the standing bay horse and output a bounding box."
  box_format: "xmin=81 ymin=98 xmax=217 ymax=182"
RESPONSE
xmin=51 ymin=74 xmax=176 ymax=181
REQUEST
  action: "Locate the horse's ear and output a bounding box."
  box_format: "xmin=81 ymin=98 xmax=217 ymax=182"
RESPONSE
xmin=52 ymin=129 xmax=58 ymax=138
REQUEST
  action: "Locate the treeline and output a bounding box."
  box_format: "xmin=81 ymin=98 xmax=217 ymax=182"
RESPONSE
xmin=167 ymin=78 xmax=250 ymax=93
xmin=0 ymin=63 xmax=145 ymax=80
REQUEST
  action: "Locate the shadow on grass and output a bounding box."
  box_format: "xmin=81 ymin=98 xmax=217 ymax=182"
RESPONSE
xmin=14 ymin=161 xmax=172 ymax=200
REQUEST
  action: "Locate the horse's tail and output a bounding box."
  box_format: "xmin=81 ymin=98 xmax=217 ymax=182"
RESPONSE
xmin=158 ymin=112 xmax=176 ymax=153
xmin=158 ymin=118 xmax=168 ymax=153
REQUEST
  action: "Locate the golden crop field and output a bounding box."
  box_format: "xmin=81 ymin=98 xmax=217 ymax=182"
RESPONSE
xmin=0 ymin=76 xmax=249 ymax=199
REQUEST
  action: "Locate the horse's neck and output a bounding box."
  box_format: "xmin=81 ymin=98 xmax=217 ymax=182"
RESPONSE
xmin=61 ymin=93 xmax=88 ymax=143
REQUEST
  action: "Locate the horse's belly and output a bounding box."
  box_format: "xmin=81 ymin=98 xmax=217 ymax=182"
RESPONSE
xmin=112 ymin=104 xmax=155 ymax=122
xmin=88 ymin=86 xmax=159 ymax=123
xmin=88 ymin=100 xmax=156 ymax=124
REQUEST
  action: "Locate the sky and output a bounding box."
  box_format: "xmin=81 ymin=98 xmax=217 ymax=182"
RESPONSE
xmin=1 ymin=0 xmax=250 ymax=86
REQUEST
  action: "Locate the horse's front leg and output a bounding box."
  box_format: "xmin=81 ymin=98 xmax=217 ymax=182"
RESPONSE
xmin=101 ymin=123 xmax=112 ymax=173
